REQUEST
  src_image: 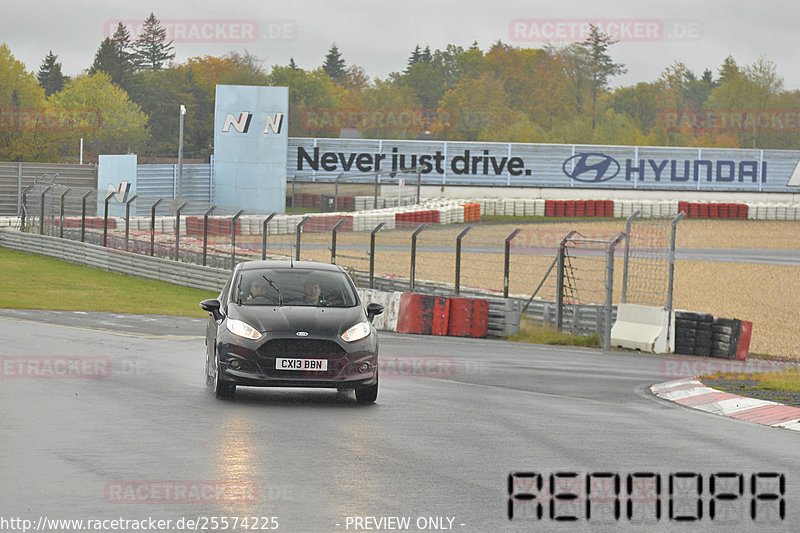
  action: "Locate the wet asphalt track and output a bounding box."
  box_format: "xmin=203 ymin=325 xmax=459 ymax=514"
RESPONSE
xmin=0 ymin=310 xmax=798 ymax=533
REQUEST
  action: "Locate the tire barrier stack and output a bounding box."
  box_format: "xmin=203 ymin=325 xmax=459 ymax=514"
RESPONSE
xmin=544 ymin=200 xmax=614 ymax=218
xmin=678 ymin=202 xmax=748 ymax=219
xmin=674 ymin=311 xmax=752 ymax=360
xmin=674 ymin=311 xmax=714 ymax=357
xmin=11 ymin=196 xmax=800 ymax=239
xmin=460 ymin=203 xmax=481 ymax=222
xmin=289 ymin=193 xmax=355 ymax=211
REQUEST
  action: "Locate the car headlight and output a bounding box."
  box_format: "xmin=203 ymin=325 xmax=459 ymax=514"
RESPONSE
xmin=226 ymin=318 xmax=262 ymax=340
xmin=341 ymin=321 xmax=371 ymax=342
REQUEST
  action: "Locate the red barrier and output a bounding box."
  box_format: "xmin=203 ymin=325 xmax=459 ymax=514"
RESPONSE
xmin=396 ymin=293 xmax=449 ymax=335
xmin=447 ymin=298 xmax=489 ymax=338
xmin=304 ymin=215 xmax=353 ymax=232
xmin=544 ymin=200 xmax=555 ymax=217
xmin=554 ymin=201 xmax=565 ymax=218
xmin=585 ymin=201 xmax=596 ymax=217
xmin=575 ymin=200 xmax=585 ymax=217
xmin=737 ymin=204 xmax=749 ymax=219
xmin=736 ymin=321 xmax=752 ymax=361
xmin=708 ymin=203 xmax=719 ymax=218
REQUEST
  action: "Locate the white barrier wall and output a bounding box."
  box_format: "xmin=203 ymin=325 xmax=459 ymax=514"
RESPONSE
xmin=610 ymin=303 xmax=675 ymax=354
xmin=357 ymin=288 xmax=402 ymax=332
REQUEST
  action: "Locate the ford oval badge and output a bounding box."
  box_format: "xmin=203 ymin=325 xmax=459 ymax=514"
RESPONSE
xmin=296 ymin=331 xmax=309 ymax=337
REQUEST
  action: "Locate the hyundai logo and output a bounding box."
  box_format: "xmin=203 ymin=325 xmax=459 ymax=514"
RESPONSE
xmin=296 ymin=331 xmax=309 ymax=337
xmin=563 ymin=153 xmax=620 ymax=183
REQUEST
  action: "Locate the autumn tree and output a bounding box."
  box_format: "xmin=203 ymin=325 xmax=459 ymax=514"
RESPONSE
xmin=0 ymin=44 xmax=59 ymax=161
xmin=50 ymin=72 xmax=149 ymax=157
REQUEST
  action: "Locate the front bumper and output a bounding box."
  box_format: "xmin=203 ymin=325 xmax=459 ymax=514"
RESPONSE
xmin=216 ymin=332 xmax=378 ymax=389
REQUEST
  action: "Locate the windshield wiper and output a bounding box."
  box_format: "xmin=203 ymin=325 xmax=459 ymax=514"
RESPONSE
xmin=263 ymin=275 xmax=283 ymax=306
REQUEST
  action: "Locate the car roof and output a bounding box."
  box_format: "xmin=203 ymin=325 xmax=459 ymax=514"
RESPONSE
xmin=237 ymin=260 xmax=343 ymax=273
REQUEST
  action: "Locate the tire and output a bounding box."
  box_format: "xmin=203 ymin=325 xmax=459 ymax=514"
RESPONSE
xmin=714 ymin=325 xmax=734 ymax=336
xmin=212 ymin=358 xmax=236 ymax=399
xmin=697 ymin=313 xmax=714 ymax=324
xmin=355 ymin=378 xmax=378 ymax=404
xmin=712 ymin=349 xmax=732 ymax=359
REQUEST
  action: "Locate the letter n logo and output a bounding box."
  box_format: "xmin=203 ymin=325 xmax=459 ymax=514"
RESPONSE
xmin=264 ymin=113 xmax=284 ymax=134
xmin=222 ymin=112 xmax=253 ymax=133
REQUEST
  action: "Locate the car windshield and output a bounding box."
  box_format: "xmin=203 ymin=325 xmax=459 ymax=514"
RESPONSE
xmin=235 ymin=268 xmax=358 ymax=308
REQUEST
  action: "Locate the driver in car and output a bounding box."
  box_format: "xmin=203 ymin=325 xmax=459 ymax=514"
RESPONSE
xmin=303 ymin=278 xmax=322 ymax=305
xmin=247 ymin=280 xmax=269 ymax=303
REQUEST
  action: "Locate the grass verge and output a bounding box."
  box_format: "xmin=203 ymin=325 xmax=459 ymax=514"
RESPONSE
xmin=506 ymin=319 xmax=601 ymax=347
xmin=702 ymin=368 xmax=800 ymax=393
xmin=0 ymin=247 xmax=217 ymax=317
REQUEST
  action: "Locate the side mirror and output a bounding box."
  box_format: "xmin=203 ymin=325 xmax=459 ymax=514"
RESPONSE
xmin=366 ymin=303 xmax=384 ymax=323
xmin=200 ymin=299 xmax=223 ymax=321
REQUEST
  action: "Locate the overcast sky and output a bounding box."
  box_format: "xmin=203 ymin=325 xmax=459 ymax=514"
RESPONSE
xmin=4 ymin=0 xmax=800 ymax=90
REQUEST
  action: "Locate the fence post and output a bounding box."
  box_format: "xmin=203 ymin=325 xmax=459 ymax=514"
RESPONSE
xmin=174 ymin=201 xmax=187 ymax=261
xmin=667 ymin=212 xmax=686 ymax=314
xmin=202 ymin=205 xmax=216 ymax=266
xmin=410 ymin=223 xmax=428 ymax=292
xmin=102 ymin=190 xmax=114 ymax=246
xmin=261 ymin=213 xmax=276 ymax=260
xmin=373 ymin=172 xmax=379 ymax=209
xmin=80 ymin=190 xmax=92 ymax=242
xmin=330 ymin=218 xmax=347 ymax=264
xmin=21 ymin=187 xmax=31 ymax=228
xmin=124 ymin=194 xmax=138 ymax=251
xmin=605 ymin=233 xmax=626 ymax=350
xmin=231 ymin=210 xmax=244 ymax=269
xmin=150 ymin=198 xmax=163 ymax=256
xmin=555 ymin=231 xmax=578 ymax=332
xmin=621 ymin=210 xmax=640 ymax=303
xmin=334 ymin=172 xmax=343 ymax=211
xmin=40 ymin=185 xmax=53 ymax=235
xmin=291 ymin=174 xmax=297 ymax=215
xmin=59 ymin=188 xmax=70 ymax=239
xmin=369 ymin=222 xmax=385 ymax=289
xmin=295 ymin=216 xmax=310 ymax=261
xmin=503 ymin=228 xmax=522 ymax=298
xmin=455 ymin=225 xmax=472 ymax=294
xmin=17 ymin=162 xmax=22 ymax=216
xmin=416 ymin=170 xmax=422 ymax=204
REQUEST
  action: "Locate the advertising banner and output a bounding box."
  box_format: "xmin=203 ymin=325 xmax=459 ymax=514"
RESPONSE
xmin=289 ymin=138 xmax=800 ymax=192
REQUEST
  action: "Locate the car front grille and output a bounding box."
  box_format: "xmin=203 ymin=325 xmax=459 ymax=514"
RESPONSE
xmin=257 ymin=339 xmax=346 ymax=359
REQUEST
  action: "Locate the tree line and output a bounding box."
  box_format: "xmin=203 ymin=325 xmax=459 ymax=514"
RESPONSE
xmin=1 ymin=14 xmax=799 ymax=163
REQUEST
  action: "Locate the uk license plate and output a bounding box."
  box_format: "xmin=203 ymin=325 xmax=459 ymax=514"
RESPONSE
xmin=275 ymin=358 xmax=328 ymax=371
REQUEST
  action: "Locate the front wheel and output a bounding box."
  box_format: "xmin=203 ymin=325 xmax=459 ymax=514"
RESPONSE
xmin=355 ymin=378 xmax=378 ymax=404
xmin=212 ymin=359 xmax=236 ymax=399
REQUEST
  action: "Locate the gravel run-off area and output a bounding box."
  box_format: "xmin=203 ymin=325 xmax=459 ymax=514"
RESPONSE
xmin=246 ymin=219 xmax=800 ymax=359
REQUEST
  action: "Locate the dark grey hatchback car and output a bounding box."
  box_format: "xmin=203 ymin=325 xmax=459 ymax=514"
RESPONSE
xmin=200 ymin=261 xmax=384 ymax=403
